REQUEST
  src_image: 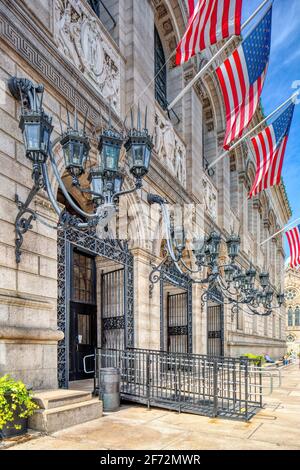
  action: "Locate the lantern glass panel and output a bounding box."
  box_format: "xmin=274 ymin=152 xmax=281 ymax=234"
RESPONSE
xmin=91 ymin=176 xmax=104 ymax=196
xmin=114 ymin=175 xmax=123 ymax=193
xmin=73 ymin=142 xmax=83 ymax=166
xmin=25 ymin=123 xmax=40 ymax=151
xmin=131 ymin=144 xmax=144 ymax=167
xmin=63 ymin=142 xmax=71 ymax=167
xmin=42 ymin=125 xmax=50 ymax=154
xmin=103 ymin=144 xmax=120 ymax=172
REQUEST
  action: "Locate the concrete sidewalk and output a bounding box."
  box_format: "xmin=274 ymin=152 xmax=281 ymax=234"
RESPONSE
xmin=6 ymin=364 xmax=300 ymax=450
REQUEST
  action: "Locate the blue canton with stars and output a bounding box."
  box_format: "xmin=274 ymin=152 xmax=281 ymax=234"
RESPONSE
xmin=242 ymin=7 xmax=272 ymax=84
xmin=272 ymin=103 xmax=295 ymax=143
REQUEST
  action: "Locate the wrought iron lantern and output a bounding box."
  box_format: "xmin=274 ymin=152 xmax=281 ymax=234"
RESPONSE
xmin=148 ymin=194 xmax=285 ymax=318
xmin=206 ymin=231 xmax=221 ymax=263
xmin=8 ymin=77 xmax=152 ymax=263
xmin=226 ymin=234 xmax=240 ymax=261
xmin=99 ymin=128 xmax=124 ymax=174
xmin=60 ymin=116 xmax=90 ymax=180
xmin=125 ymin=108 xmax=153 ymax=179
xmin=259 ymin=272 xmax=270 ymax=288
xmin=19 ymin=106 xmax=53 ymax=163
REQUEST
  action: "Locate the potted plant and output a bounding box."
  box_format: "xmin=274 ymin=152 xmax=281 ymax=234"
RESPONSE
xmin=0 ymin=375 xmax=38 ymax=438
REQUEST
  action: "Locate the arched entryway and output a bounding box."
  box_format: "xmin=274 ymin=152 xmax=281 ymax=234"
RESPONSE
xmin=57 ymin=227 xmax=134 ymax=388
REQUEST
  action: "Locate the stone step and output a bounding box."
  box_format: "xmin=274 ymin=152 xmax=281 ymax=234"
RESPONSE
xmin=29 ymin=398 xmax=103 ymax=434
xmin=32 ymin=389 xmax=93 ymax=409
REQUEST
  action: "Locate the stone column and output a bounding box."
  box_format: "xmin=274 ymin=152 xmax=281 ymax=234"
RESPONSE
xmin=192 ymin=283 xmax=206 ymax=354
xmin=131 ymin=248 xmax=157 ymax=350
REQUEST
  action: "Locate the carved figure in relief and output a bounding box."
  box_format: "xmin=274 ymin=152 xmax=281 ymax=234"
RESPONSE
xmin=162 ymin=121 xmax=176 ymax=171
xmin=154 ymin=113 xmax=186 ymax=186
xmin=154 ymin=114 xmax=164 ymax=156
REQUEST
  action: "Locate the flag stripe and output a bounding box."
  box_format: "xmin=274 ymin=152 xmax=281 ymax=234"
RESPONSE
xmin=286 ymin=226 xmax=300 ymax=268
xmin=176 ymin=0 xmax=242 ymax=65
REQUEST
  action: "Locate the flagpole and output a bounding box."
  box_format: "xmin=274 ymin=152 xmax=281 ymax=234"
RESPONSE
xmin=261 ymin=217 xmax=300 ymax=246
xmin=167 ymin=0 xmax=272 ymax=111
xmin=207 ymin=89 xmax=299 ymax=169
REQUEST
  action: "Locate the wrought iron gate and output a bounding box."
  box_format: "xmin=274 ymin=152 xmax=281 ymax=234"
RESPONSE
xmin=94 ymin=348 xmax=263 ymax=421
xmin=101 ymin=269 xmax=125 ymax=350
xmin=159 ymin=260 xmax=193 ymax=353
xmin=167 ymin=293 xmax=188 ymax=353
xmin=207 ymin=304 xmax=224 ymax=356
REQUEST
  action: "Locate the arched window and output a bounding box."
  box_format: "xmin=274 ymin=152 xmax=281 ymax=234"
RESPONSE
xmin=295 ymin=307 xmax=300 ymax=326
xmin=288 ymin=308 xmax=293 ymax=327
xmin=154 ymin=27 xmax=167 ymax=109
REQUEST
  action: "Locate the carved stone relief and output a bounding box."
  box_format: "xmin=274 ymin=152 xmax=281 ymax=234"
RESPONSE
xmin=202 ymin=175 xmax=217 ymax=221
xmin=154 ymin=110 xmax=186 ymax=188
xmin=54 ymin=0 xmax=120 ymax=112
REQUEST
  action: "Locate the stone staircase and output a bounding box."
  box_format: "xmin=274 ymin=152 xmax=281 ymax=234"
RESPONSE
xmin=29 ymin=389 xmax=103 ymax=433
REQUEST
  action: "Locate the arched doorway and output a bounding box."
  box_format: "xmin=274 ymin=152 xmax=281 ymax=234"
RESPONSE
xmin=57 ymin=227 xmax=134 ymax=388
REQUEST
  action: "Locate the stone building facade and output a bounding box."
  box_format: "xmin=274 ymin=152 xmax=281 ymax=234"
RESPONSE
xmin=0 ymin=0 xmax=291 ymax=391
xmin=285 ymin=266 xmax=300 ymax=355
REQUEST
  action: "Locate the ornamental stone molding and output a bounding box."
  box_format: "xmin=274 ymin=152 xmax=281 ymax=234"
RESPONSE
xmin=54 ymin=0 xmax=120 ymax=112
xmin=154 ymin=107 xmax=186 ymax=188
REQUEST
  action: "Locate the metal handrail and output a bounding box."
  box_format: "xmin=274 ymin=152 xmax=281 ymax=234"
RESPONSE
xmin=83 ymin=354 xmax=95 ymax=374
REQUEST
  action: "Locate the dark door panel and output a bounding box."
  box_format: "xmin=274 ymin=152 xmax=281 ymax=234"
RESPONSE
xmin=167 ymin=293 xmax=188 ymax=354
xmin=69 ymin=249 xmax=97 ymax=381
xmin=207 ymin=304 xmax=224 ymax=356
xmin=101 ymin=269 xmax=125 ymax=350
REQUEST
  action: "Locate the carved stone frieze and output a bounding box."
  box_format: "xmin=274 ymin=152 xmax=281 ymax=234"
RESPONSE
xmin=202 ymin=174 xmax=218 ymax=221
xmin=54 ymin=0 xmax=120 ymax=112
xmin=154 ymin=108 xmax=186 ymax=188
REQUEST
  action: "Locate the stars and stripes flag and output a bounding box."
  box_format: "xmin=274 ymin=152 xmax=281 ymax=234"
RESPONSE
xmin=176 ymin=0 xmax=242 ymax=66
xmin=249 ymin=103 xmax=295 ymax=198
xmin=286 ymin=225 xmax=300 ymax=269
xmin=216 ymin=6 xmax=272 ymax=150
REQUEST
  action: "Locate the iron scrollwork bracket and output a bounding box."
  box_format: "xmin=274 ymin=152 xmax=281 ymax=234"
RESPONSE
xmin=8 ymin=78 xmax=46 ymax=263
xmin=149 ymin=256 xmax=168 ymax=298
xmin=15 ymin=164 xmax=45 ymax=263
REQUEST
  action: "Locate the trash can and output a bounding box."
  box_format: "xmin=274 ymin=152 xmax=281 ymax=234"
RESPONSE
xmin=99 ymin=368 xmax=120 ymax=411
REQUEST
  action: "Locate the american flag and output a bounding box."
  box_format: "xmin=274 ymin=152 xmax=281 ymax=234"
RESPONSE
xmin=249 ymin=103 xmax=295 ymax=198
xmin=176 ymin=0 xmax=242 ymax=66
xmin=286 ymin=225 xmax=300 ymax=269
xmin=216 ymin=6 xmax=272 ymax=150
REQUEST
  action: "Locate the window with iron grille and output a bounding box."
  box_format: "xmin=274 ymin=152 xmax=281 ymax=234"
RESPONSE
xmin=295 ymin=307 xmax=300 ymax=326
xmin=288 ymin=308 xmax=293 ymax=326
xmin=154 ymin=27 xmax=167 ymax=109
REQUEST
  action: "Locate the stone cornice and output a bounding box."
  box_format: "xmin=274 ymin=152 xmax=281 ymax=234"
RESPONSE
xmin=0 ymin=325 xmax=64 ymax=343
xmin=0 ymin=291 xmax=54 ymax=310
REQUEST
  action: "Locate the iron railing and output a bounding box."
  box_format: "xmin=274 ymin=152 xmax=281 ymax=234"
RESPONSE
xmin=87 ymin=348 xmax=263 ymax=421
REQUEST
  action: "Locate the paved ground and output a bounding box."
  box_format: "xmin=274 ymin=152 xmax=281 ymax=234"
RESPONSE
xmin=7 ymin=364 xmax=300 ymax=450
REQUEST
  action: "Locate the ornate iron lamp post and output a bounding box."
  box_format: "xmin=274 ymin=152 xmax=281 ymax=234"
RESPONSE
xmin=8 ymin=77 xmax=153 ymax=263
xmin=148 ymin=194 xmax=285 ymax=317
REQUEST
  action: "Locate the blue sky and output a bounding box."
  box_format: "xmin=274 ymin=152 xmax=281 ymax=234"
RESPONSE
xmin=242 ymin=0 xmax=300 ymax=254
